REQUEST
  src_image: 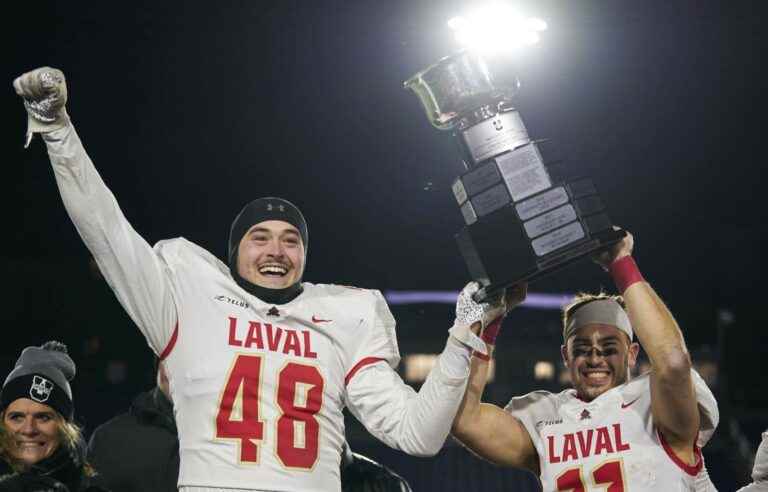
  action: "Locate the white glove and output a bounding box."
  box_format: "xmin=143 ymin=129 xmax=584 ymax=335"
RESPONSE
xmin=455 ymin=282 xmax=507 ymax=329
xmin=12 ymin=67 xmax=69 ymax=147
xmin=448 ymin=282 xmax=507 ymax=354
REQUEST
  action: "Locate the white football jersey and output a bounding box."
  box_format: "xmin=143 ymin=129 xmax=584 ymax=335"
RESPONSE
xmin=158 ymin=238 xmax=402 ymax=490
xmin=43 ymin=123 xmax=472 ymax=491
xmin=506 ymin=371 xmax=719 ymax=491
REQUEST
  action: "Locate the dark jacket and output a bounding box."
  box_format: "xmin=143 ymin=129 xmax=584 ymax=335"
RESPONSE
xmin=0 ymin=438 xmax=108 ymax=492
xmin=341 ymin=453 xmax=412 ymax=492
xmin=87 ymin=387 xmax=411 ymax=491
xmin=87 ymin=388 xmax=178 ymax=492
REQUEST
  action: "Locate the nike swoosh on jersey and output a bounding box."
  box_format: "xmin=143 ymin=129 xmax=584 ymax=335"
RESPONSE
xmin=312 ymin=315 xmax=332 ymax=323
xmin=621 ymin=396 xmax=641 ymax=408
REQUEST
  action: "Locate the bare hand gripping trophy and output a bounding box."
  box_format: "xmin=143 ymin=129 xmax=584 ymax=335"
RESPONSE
xmin=405 ymin=47 xmax=625 ymax=301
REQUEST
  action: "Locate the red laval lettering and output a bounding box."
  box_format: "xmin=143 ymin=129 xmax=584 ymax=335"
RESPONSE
xmin=613 ymin=423 xmax=631 ymax=452
xmin=547 ymin=435 xmax=561 ymax=464
xmin=562 ymin=434 xmax=578 ymax=462
xmin=576 ymin=429 xmax=594 ymax=458
xmin=265 ymin=324 xmax=283 ymax=351
xmin=282 ymin=330 xmax=301 ymax=357
xmin=228 ymin=317 xmax=243 ymax=347
xmin=244 ymin=321 xmax=264 ymax=350
xmin=303 ymin=331 xmax=317 ymax=359
xmin=594 ymin=426 xmax=614 ymax=455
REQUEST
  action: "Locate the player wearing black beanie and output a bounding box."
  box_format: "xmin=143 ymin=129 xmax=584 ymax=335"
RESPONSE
xmin=227 ymin=197 xmax=309 ymax=304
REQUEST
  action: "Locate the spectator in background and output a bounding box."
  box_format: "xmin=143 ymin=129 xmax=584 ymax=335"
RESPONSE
xmin=87 ymin=359 xmax=176 ymax=492
xmin=0 ymin=341 xmax=108 ymax=492
xmin=88 ymin=360 xmax=413 ymax=492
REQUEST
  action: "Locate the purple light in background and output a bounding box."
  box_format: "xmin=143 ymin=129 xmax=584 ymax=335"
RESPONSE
xmin=383 ymin=290 xmax=573 ymax=310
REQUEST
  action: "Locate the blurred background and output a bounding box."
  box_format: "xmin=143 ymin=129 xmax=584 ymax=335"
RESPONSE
xmin=3 ymin=1 xmax=766 ymax=490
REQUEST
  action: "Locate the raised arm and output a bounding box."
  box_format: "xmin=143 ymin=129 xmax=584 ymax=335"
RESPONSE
xmin=597 ymin=230 xmax=700 ymax=462
xmin=13 ymin=67 xmax=178 ymax=354
xmin=450 ymin=284 xmax=538 ymax=472
xmin=345 ymin=283 xmax=508 ymax=457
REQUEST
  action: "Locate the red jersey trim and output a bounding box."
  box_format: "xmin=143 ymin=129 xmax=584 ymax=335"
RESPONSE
xmin=657 ymin=429 xmax=703 ymax=476
xmin=345 ymin=357 xmax=385 ymax=386
xmin=159 ymin=322 xmax=179 ymax=360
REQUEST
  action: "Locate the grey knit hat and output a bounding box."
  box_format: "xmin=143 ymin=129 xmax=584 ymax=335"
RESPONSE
xmin=1 ymin=341 xmax=76 ymax=420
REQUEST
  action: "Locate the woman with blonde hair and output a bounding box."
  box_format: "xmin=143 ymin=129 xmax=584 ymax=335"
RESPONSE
xmin=0 ymin=341 xmax=108 ymax=492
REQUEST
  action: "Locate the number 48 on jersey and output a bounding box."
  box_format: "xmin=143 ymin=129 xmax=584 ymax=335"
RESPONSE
xmin=215 ymin=354 xmax=325 ymax=469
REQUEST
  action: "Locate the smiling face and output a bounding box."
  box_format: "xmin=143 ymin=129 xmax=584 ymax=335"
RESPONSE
xmin=236 ymin=220 xmax=305 ymax=290
xmin=2 ymin=398 xmax=62 ymax=466
xmin=561 ymin=324 xmax=639 ymax=402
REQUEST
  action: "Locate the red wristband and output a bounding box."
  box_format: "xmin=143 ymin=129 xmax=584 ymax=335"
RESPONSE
xmin=481 ymin=317 xmax=503 ymax=345
xmin=473 ymin=350 xmax=491 ymax=361
xmin=610 ymin=255 xmax=644 ymax=294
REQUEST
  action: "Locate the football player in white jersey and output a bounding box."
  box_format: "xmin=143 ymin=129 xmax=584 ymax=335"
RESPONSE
xmin=451 ymin=230 xmax=720 ymax=490
xmin=13 ymin=67 xmax=505 ymax=492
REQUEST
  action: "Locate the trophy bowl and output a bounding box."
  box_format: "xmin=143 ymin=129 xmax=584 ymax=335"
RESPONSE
xmin=404 ymin=51 xmax=517 ymax=130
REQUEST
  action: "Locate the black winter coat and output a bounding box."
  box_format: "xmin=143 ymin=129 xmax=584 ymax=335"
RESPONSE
xmin=86 ymin=388 xmax=178 ymax=492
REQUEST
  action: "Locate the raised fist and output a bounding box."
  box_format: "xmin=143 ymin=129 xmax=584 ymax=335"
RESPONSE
xmin=13 ymin=67 xmax=69 ymax=145
xmin=594 ymin=226 xmax=634 ymax=271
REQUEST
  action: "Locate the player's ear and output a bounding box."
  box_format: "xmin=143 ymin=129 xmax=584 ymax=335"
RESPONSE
xmin=627 ymin=342 xmax=640 ymax=368
xmin=560 ymin=344 xmax=569 ymax=368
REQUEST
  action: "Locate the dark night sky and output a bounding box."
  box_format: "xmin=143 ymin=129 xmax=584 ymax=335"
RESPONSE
xmin=3 ymin=1 xmax=767 ymax=411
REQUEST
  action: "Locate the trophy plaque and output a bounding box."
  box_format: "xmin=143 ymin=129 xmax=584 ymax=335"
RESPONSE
xmin=405 ymin=51 xmax=624 ymax=301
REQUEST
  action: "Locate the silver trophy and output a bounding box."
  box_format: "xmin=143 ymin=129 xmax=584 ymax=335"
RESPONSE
xmin=405 ymin=51 xmax=624 ymax=301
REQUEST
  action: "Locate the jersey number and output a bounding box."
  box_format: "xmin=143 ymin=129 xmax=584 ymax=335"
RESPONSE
xmin=215 ymin=354 xmax=324 ymax=469
xmin=556 ymin=459 xmax=625 ymax=491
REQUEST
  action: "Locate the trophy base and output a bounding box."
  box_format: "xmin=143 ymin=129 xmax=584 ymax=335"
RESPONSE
xmin=471 ymin=228 xmax=626 ymax=303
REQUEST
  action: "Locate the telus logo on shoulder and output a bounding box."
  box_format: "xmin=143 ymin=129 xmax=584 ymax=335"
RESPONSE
xmin=536 ymin=418 xmax=563 ymax=429
xmin=214 ymin=295 xmax=249 ymax=309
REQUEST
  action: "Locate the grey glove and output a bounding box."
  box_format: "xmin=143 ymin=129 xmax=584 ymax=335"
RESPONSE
xmin=12 ymin=67 xmax=69 ymax=147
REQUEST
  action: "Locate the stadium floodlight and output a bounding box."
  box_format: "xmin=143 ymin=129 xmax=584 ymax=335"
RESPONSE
xmin=447 ymin=3 xmax=547 ymax=56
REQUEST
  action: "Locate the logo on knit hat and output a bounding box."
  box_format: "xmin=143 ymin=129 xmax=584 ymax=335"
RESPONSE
xmin=29 ymin=376 xmax=54 ymax=403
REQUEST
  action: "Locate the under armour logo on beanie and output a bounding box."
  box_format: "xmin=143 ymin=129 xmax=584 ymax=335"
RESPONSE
xmin=1 ymin=341 xmax=76 ymax=420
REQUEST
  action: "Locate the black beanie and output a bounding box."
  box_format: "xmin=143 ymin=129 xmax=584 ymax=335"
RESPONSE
xmin=1 ymin=341 xmax=75 ymax=420
xmin=227 ymin=197 xmax=309 ymax=305
xmin=228 ymin=197 xmax=309 ymax=266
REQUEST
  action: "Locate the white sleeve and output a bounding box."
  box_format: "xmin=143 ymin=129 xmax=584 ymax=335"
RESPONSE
xmin=692 ymin=369 xmax=719 ymax=447
xmin=42 ymin=122 xmax=178 ymax=355
xmin=736 ymin=484 xmax=768 ymax=492
xmin=736 ymin=431 xmax=768 ymax=491
xmin=345 ymin=337 xmax=471 ymax=457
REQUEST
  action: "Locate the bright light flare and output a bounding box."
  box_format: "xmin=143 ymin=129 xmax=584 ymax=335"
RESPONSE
xmin=448 ymin=3 xmax=547 ymax=56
